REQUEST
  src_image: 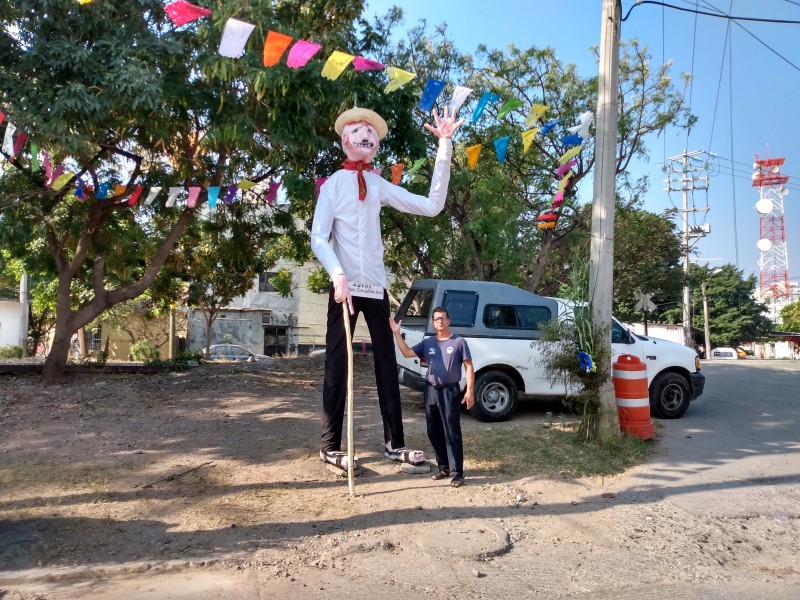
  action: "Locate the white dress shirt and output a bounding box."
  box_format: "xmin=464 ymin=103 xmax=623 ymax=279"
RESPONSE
xmin=311 ymin=137 xmax=453 ymax=299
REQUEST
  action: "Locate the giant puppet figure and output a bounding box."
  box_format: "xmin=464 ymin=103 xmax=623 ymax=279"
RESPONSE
xmin=311 ymin=105 xmax=463 ymax=472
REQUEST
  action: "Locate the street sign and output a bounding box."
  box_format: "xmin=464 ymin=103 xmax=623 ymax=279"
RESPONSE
xmin=634 ymin=291 xmax=657 ymax=313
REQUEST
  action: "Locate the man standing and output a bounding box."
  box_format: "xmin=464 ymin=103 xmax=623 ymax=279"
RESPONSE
xmin=311 ymin=105 xmax=463 ymax=472
xmin=390 ymin=307 xmax=474 ymax=487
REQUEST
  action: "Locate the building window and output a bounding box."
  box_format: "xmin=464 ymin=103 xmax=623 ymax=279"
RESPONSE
xmin=87 ymin=326 xmax=103 ymax=352
xmin=259 ymin=272 xmax=278 ymax=292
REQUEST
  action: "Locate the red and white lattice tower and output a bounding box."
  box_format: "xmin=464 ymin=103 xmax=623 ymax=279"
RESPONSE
xmin=752 ymin=155 xmax=790 ymax=300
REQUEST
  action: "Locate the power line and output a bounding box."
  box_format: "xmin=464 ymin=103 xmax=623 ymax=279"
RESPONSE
xmin=623 ymin=0 xmax=800 ymax=24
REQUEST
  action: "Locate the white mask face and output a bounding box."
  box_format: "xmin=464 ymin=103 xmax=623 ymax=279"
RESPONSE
xmin=341 ymin=121 xmax=379 ymax=162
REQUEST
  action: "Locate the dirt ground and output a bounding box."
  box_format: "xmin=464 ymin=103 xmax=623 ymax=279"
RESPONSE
xmin=1 ymin=354 xmax=798 ymax=599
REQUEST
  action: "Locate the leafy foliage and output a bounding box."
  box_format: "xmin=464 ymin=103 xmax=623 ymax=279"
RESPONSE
xmin=780 ymin=300 xmax=800 ymax=333
xmin=539 ymin=254 xmax=610 ymax=442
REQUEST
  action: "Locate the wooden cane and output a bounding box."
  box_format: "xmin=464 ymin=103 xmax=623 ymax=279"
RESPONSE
xmin=342 ymin=301 xmax=356 ymax=496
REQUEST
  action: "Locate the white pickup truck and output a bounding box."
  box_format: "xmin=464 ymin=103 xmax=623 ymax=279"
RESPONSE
xmin=393 ymin=279 xmax=705 ymax=422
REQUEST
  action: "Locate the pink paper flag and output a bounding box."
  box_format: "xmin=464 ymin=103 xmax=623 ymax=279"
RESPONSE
xmin=0 ymin=110 xmax=5 ymax=125
xmin=551 ymin=191 xmax=565 ymax=207
xmin=46 ymin=165 xmax=64 ymax=189
xmin=12 ymin=131 xmax=28 ymax=160
xmin=556 ymin=158 xmax=577 ymax=179
xmin=352 ymin=56 xmax=385 ymax=71
xmin=186 ymin=186 xmax=201 ymax=208
xmin=315 ymin=177 xmax=328 ymax=199
xmin=266 ymin=180 xmax=281 ymax=204
xmin=287 ymin=40 xmax=321 ymax=68
xmin=164 ymin=1 xmax=212 ymax=27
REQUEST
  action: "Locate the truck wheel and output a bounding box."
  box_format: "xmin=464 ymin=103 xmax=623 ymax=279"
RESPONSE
xmin=471 ymin=371 xmax=518 ymax=422
xmin=649 ymin=372 xmax=691 ymax=419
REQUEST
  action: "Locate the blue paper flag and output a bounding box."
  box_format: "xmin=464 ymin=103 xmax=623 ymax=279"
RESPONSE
xmin=418 ymin=78 xmax=446 ymax=113
xmin=561 ymin=134 xmax=583 ymax=147
xmin=471 ymin=92 xmax=500 ymax=123
xmin=75 ymin=180 xmax=85 ymax=201
xmin=96 ymin=182 xmax=110 ymax=200
xmin=577 ymin=351 xmax=594 ymax=373
xmin=207 ymin=186 xmax=220 ymax=209
xmin=494 ymin=136 xmax=511 ymax=165
xmin=539 ymin=118 xmax=564 ymax=136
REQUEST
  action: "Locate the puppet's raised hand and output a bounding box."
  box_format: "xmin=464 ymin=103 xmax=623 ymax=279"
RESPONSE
xmin=334 ymin=273 xmax=354 ymax=315
xmin=424 ymin=105 xmax=465 ymax=139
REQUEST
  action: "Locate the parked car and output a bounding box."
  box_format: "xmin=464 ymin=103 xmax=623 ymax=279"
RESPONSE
xmin=393 ymin=279 xmax=705 ymax=422
xmin=710 ymin=347 xmax=740 ymax=360
xmin=206 ymin=344 xmax=268 ymax=361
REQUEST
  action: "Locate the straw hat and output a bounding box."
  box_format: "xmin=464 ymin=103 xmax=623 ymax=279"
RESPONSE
xmin=335 ymin=107 xmax=388 ymax=140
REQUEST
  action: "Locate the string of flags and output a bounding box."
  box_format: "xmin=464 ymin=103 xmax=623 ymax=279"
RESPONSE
xmin=1 ymin=0 xmax=595 ymax=229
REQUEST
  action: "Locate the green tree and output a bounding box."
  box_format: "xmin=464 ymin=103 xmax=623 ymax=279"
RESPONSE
xmin=366 ymin=17 xmax=692 ymax=294
xmin=0 ymin=0 xmax=415 ymax=381
xmin=660 ymin=264 xmax=772 ymax=347
xmin=779 ymin=299 xmax=800 ymax=332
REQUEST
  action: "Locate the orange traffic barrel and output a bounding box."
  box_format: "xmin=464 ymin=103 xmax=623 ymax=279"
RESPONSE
xmin=612 ymin=354 xmax=655 ymax=440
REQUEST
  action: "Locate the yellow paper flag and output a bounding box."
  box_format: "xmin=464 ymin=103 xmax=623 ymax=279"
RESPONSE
xmin=384 ymin=67 xmax=416 ymax=93
xmin=466 ymin=144 xmax=482 ymax=170
xmin=521 ymin=128 xmax=538 ymax=154
xmin=557 ymin=172 xmax=573 ymax=192
xmin=77 ymin=0 xmax=93 ymax=5
xmin=51 ymin=172 xmax=75 ymax=192
xmin=525 ymin=103 xmax=549 ymax=128
xmin=559 ymin=145 xmax=583 ymax=165
xmin=239 ymin=179 xmax=256 ymax=190
xmin=321 ymin=51 xmax=354 ymax=80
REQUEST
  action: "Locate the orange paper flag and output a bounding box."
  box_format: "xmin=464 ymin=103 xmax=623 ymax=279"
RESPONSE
xmin=391 ymin=164 xmax=404 ymax=185
xmin=263 ymin=30 xmax=293 ymax=67
xmin=466 ymin=144 xmax=482 ymax=170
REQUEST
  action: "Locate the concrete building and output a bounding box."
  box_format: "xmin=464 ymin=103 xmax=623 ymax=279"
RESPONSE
xmin=185 ymin=262 xmax=374 ymax=356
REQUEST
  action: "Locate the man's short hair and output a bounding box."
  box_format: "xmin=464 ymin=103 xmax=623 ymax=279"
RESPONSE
xmin=432 ymin=306 xmax=449 ymax=319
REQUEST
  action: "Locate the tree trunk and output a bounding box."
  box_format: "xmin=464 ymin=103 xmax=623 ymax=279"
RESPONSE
xmin=42 ymin=330 xmax=71 ymax=383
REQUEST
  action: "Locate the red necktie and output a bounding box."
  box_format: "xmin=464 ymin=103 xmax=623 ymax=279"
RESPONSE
xmin=342 ymin=159 xmax=373 ymax=201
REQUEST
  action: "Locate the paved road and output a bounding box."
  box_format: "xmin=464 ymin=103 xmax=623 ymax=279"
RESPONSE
xmin=627 ymin=359 xmax=800 ymax=518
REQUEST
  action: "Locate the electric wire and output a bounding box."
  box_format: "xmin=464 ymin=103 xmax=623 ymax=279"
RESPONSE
xmin=726 ymin=2 xmax=739 ymax=268
xmin=622 ymin=0 xmax=800 ymax=23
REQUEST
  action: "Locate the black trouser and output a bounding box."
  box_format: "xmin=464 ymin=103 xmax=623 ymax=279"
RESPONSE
xmin=320 ymin=287 xmax=405 ymax=453
xmin=425 ymin=384 xmax=464 ymax=478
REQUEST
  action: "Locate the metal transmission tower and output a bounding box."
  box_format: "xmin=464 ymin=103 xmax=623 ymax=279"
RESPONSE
xmin=753 ymin=156 xmax=791 ymax=319
xmin=664 ymin=150 xmax=710 ymax=347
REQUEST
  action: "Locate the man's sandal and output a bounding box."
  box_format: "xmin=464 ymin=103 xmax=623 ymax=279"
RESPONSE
xmin=450 ymin=476 xmax=464 ymax=488
xmin=320 ymin=450 xmax=359 ymax=471
xmin=431 ymin=470 xmax=450 ymax=481
xmin=384 ymin=447 xmax=426 ymax=465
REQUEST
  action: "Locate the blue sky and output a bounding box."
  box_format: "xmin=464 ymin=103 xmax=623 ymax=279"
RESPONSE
xmin=365 ymin=0 xmax=800 ymax=283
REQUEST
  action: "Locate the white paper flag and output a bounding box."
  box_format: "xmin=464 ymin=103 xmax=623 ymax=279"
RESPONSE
xmin=2 ymin=123 xmax=16 ymax=156
xmin=218 ymin=18 xmax=256 ymax=59
xmin=165 ymin=187 xmax=181 ymax=207
xmin=448 ymin=86 xmax=474 ymax=117
xmin=144 ymin=187 xmax=162 ymax=206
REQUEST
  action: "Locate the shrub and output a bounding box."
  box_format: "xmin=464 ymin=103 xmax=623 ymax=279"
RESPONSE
xmin=0 ymin=345 xmax=24 ymax=359
xmin=131 ymin=339 xmax=160 ymax=363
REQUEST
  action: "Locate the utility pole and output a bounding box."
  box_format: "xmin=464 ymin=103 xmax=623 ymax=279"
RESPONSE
xmin=589 ymin=0 xmax=622 ymax=441
xmin=19 ymin=272 xmax=29 ymax=357
xmin=664 ymin=150 xmax=709 ymax=347
xmin=702 ymin=282 xmax=710 ymax=358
